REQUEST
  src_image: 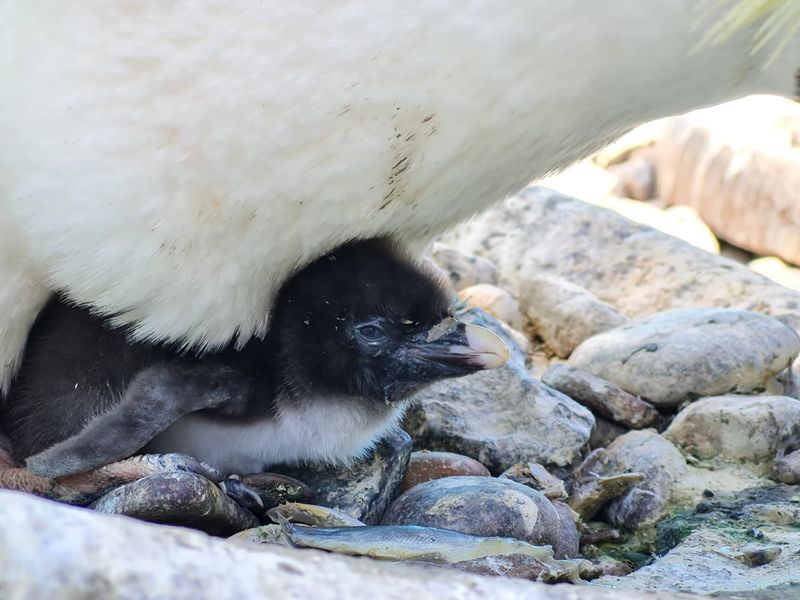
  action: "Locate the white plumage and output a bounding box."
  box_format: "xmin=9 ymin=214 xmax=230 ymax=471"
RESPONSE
xmin=146 ymin=399 xmax=406 ymax=475
xmin=1 ymin=1 xmax=798 ymax=392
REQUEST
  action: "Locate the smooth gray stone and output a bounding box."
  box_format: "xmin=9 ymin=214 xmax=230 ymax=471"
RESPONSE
xmin=272 ymin=429 xmax=412 ymax=525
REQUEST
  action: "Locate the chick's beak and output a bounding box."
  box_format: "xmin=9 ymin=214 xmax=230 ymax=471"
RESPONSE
xmin=409 ymin=318 xmax=509 ymax=373
xmin=459 ymin=323 xmax=511 ymax=369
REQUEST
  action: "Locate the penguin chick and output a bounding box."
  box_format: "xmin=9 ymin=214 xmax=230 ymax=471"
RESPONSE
xmin=3 ymin=238 xmax=508 ymax=478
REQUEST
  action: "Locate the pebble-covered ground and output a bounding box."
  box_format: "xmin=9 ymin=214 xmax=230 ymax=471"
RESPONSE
xmin=2 ymin=95 xmax=800 ymax=598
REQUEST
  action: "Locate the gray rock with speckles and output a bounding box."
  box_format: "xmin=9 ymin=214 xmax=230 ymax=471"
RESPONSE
xmin=405 ymin=308 xmax=594 ymax=473
xmin=381 ymin=476 xmax=579 ymax=559
xmin=519 ymin=273 xmax=628 ymax=358
xmin=774 ymin=449 xmax=800 ymax=484
xmin=429 ymin=242 xmax=498 ymax=290
xmin=664 ymin=395 xmax=800 ymax=463
xmin=440 ymin=187 xmax=800 ymax=334
xmin=272 ymin=429 xmax=412 ymax=525
xmin=569 ymin=308 xmax=800 ymax=407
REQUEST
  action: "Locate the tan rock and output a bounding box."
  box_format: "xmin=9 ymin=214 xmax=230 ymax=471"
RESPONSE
xmin=536 ymin=160 xmax=618 ymax=205
xmin=664 ymin=395 xmax=800 ymax=463
xmin=593 ymin=119 xmax=667 ymax=167
xmin=518 ymin=273 xmax=628 ymax=358
xmin=609 ymin=157 xmax=657 ymax=200
xmin=657 ymin=95 xmax=800 ymax=265
xmin=429 ymin=243 xmax=498 ymax=290
xmin=503 ymin=323 xmax=531 ymax=355
xmin=440 ymin=187 xmax=800 ymax=333
xmin=458 ymin=284 xmax=524 ymax=331
xmin=582 ymin=196 xmax=719 ymax=254
xmin=773 ymin=449 xmax=800 ymax=484
xmin=749 ymin=256 xmax=800 ymax=291
xmin=499 ymin=461 xmax=568 ymax=501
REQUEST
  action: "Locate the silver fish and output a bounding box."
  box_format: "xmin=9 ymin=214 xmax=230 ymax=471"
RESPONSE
xmin=282 ymin=523 xmax=572 ymax=571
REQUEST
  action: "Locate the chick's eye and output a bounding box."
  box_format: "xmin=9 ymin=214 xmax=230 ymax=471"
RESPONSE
xmin=356 ymin=323 xmax=386 ymax=343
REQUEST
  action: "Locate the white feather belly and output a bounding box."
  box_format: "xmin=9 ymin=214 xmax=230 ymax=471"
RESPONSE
xmin=145 ymin=399 xmax=407 ymax=475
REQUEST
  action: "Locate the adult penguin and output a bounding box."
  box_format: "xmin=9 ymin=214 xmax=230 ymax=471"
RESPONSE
xmin=1 ymin=1 xmax=798 ymax=392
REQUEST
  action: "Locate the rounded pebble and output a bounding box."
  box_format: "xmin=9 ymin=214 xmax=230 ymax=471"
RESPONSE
xmin=569 ymin=308 xmax=800 ymax=407
xmin=381 ymin=476 xmax=578 ymax=558
xmin=664 ymin=395 xmax=800 ymax=462
xmin=399 ymin=451 xmax=490 ymax=493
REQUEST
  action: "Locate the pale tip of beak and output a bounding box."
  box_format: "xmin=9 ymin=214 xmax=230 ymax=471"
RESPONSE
xmin=462 ymin=323 xmax=510 ymax=369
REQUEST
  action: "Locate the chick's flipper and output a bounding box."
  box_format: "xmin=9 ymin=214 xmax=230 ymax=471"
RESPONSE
xmin=25 ymin=362 xmax=254 ymax=479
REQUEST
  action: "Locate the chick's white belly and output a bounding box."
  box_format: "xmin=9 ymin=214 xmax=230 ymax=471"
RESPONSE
xmin=144 ymin=401 xmax=406 ymax=476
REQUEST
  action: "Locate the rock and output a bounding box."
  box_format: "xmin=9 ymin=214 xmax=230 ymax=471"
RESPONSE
xmin=239 ymin=473 xmax=316 ymax=510
xmin=458 ymin=284 xmax=523 ymax=331
xmin=499 ymin=322 xmax=532 ymax=356
xmin=579 ymin=525 xmax=623 ymax=547
xmin=568 ymin=308 xmax=800 ymax=407
xmin=528 ymin=345 xmax=554 ymax=379
xmin=229 ymin=524 xmax=288 ymax=546
xmin=588 ymin=416 xmax=628 ymax=450
xmin=664 ymin=395 xmax=800 ymax=463
xmin=593 ymin=119 xmax=667 ymax=167
xmin=1 ymin=491 xmax=698 ymax=600
xmin=749 ymin=256 xmax=800 ymax=292
xmin=588 ymin=556 xmax=635 ymax=578
xmin=381 ymin=476 xmax=579 ymax=559
xmin=439 ymin=187 xmax=800 ymax=334
xmin=266 ymin=502 xmax=366 ymax=527
xmin=448 ymin=552 xmax=582 ymax=583
xmin=90 ymin=472 xmax=259 ymax=536
xmin=721 ymin=543 xmax=782 ymax=567
xmin=569 ymin=468 xmax=644 ymax=522
xmin=774 ymin=449 xmax=800 ymax=484
xmin=537 ymin=160 xmax=618 ymax=205
xmin=657 ymin=95 xmax=800 ymax=265
xmin=399 ymin=451 xmax=490 ymax=493
xmin=518 ymin=273 xmax=628 ymax=358
xmin=599 ymin=528 xmax=800 ymax=595
xmin=595 ymin=200 xmax=719 ymax=254
xmin=542 ymin=364 xmax=659 ymax=429
xmin=272 ymin=429 xmax=412 ymax=525
xmin=778 ymin=357 xmax=800 ymax=399
xmin=405 ymin=309 xmax=594 ymax=473
xmin=551 ymin=501 xmax=581 ymax=558
xmin=608 ymin=157 xmax=657 ymax=200
xmin=429 ymin=243 xmax=498 ymax=290
xmin=603 ymin=485 xmax=800 ymax=595
xmin=499 ymin=462 xmax=567 ymax=501
xmin=578 ymin=431 xmax=688 ymax=529
xmin=740 ymin=502 xmax=800 ymax=526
